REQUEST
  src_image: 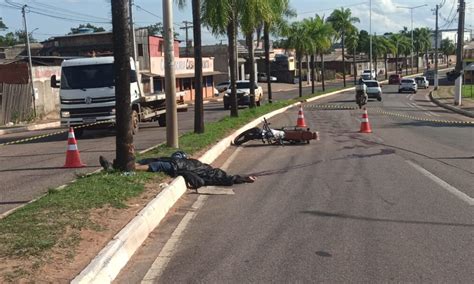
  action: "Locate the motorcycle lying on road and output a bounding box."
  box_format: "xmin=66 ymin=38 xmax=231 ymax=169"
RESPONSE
xmin=233 ymin=117 xmax=318 ymax=145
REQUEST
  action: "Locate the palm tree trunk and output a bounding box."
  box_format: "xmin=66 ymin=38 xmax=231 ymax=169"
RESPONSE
xmin=320 ymin=53 xmax=325 ymax=91
xmin=192 ymin=0 xmax=204 ymax=133
xmin=384 ymin=53 xmax=388 ymax=80
xmin=341 ymin=32 xmax=346 ymax=87
xmin=405 ymin=55 xmax=408 ymax=75
xmin=311 ymin=54 xmax=315 ymax=94
xmin=247 ymin=32 xmax=256 ymax=108
xmin=306 ymin=54 xmax=310 ymax=85
xmin=374 ymin=56 xmax=378 ymax=79
xmin=416 ymin=50 xmax=419 ymax=73
xmin=353 ymin=46 xmax=357 ymax=85
xmin=227 ymin=16 xmax=238 ymax=117
xmin=298 ymin=53 xmax=303 ymax=97
xmin=396 ymin=53 xmax=399 ymax=74
xmin=264 ymin=23 xmax=272 ymax=103
xmin=111 ymin=0 xmax=135 ymax=171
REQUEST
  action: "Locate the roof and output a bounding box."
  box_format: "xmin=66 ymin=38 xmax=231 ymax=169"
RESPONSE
xmin=61 ymin=56 xmax=114 ymax=67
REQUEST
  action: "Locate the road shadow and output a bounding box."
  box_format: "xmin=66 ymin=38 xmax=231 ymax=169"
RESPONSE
xmin=0 ymin=200 xmax=30 ymax=205
xmin=0 ymin=165 xmax=99 ymax=173
xmin=301 ymin=210 xmax=474 ymax=228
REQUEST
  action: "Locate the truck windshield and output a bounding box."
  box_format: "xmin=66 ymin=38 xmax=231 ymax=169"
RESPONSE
xmin=60 ymin=64 xmax=137 ymax=90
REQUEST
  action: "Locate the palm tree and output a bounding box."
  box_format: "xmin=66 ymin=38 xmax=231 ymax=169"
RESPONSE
xmin=380 ymin=36 xmax=395 ymax=80
xmin=440 ymin=38 xmax=455 ymax=65
xmin=240 ymin=0 xmax=271 ymax=108
xmin=345 ymin=26 xmax=358 ymax=85
xmin=413 ymin=27 xmax=431 ymax=72
xmin=176 ymin=0 xmax=205 ymax=132
xmin=201 ymin=0 xmax=239 ymax=117
xmin=389 ymin=33 xmax=408 ymax=75
xmin=399 ymin=36 xmax=411 ymax=75
xmin=327 ymin=7 xmax=360 ymax=87
xmin=284 ymin=21 xmax=312 ymax=97
xmin=262 ymin=0 xmax=294 ymax=103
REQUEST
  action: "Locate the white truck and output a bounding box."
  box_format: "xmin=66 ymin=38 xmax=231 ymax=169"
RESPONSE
xmin=51 ymin=56 xmax=187 ymax=136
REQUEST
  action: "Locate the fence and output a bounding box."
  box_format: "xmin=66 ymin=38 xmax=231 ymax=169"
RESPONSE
xmin=0 ymin=83 xmax=34 ymax=125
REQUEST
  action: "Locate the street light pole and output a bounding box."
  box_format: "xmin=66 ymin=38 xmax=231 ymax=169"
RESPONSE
xmin=369 ymin=0 xmax=372 ymax=78
xmin=22 ymin=5 xmax=36 ymax=118
xmin=397 ymin=4 xmax=428 ymax=75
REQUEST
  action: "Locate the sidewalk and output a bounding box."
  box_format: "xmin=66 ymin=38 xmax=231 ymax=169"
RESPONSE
xmin=430 ymin=86 xmax=474 ymax=118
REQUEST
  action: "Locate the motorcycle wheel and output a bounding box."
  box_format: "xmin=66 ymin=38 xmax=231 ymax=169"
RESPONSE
xmin=233 ymin=127 xmax=262 ymax=145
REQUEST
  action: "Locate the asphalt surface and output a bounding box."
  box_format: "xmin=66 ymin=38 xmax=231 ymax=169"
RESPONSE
xmin=115 ymin=72 xmax=473 ymax=283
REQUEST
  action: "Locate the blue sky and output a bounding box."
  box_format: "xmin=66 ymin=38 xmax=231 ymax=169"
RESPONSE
xmin=1 ymin=0 xmax=473 ymax=44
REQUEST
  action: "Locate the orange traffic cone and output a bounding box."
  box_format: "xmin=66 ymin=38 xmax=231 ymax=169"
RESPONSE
xmin=296 ymin=105 xmax=307 ymax=128
xmin=359 ymin=109 xmax=372 ymax=133
xmin=63 ymin=127 xmax=85 ymax=168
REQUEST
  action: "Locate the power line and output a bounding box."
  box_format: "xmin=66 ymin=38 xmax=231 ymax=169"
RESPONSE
xmin=298 ymin=2 xmax=369 ymax=15
xmin=134 ymin=4 xmax=181 ymax=28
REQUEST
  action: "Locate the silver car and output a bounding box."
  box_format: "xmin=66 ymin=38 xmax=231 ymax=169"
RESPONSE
xmin=398 ymin=78 xmax=418 ymax=94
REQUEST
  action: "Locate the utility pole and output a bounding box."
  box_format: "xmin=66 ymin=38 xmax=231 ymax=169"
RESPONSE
xmin=434 ymin=4 xmax=439 ymax=89
xmin=22 ymin=5 xmax=36 ymax=118
xmin=163 ymin=0 xmax=178 ymax=147
xmin=369 ymin=0 xmax=372 ymax=78
xmin=111 ymin=0 xmax=135 ymax=171
xmin=180 ymin=20 xmax=193 ymax=57
xmin=192 ymin=0 xmax=204 ymax=133
xmin=455 ymin=0 xmax=465 ymax=72
xmin=454 ymin=0 xmax=465 ymax=106
xmin=129 ymin=0 xmax=137 ymax=61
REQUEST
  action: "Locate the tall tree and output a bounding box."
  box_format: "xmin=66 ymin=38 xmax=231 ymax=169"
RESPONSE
xmin=389 ymin=33 xmax=408 ymax=75
xmin=327 ymin=7 xmax=360 ymax=87
xmin=380 ymin=36 xmax=395 ymax=80
xmin=345 ymin=27 xmax=359 ymax=85
xmin=241 ymin=0 xmax=271 ymax=108
xmin=111 ymin=0 xmax=135 ymax=171
xmin=69 ymin=23 xmax=106 ymax=34
xmin=284 ymin=21 xmax=312 ymax=97
xmin=176 ymin=0 xmax=204 ymax=132
xmin=0 ymin=18 xmax=7 ymax=31
xmin=263 ymin=0 xmax=294 ymax=103
xmin=413 ymin=27 xmax=431 ymax=72
xmin=202 ymin=0 xmax=239 ymax=116
xmin=440 ymin=38 xmax=455 ymax=65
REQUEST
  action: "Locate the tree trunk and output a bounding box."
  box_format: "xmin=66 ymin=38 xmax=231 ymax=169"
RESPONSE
xmin=311 ymin=54 xmax=315 ymax=94
xmin=374 ymin=56 xmax=378 ymax=79
xmin=306 ymin=54 xmax=310 ymax=85
xmin=405 ymin=55 xmax=408 ymax=75
xmin=192 ymin=0 xmax=204 ymax=133
xmin=111 ymin=0 xmax=135 ymax=171
xmin=227 ymin=14 xmax=238 ymax=117
xmin=320 ymin=53 xmax=325 ymax=91
xmin=396 ymin=53 xmax=399 ymax=74
xmin=247 ymin=32 xmax=256 ymax=108
xmin=264 ymin=23 xmax=272 ymax=103
xmin=353 ymin=46 xmax=357 ymax=85
xmin=416 ymin=50 xmax=419 ymax=73
xmin=384 ymin=53 xmax=388 ymax=80
xmin=341 ymin=32 xmax=346 ymax=87
xmin=298 ymin=53 xmax=303 ymax=97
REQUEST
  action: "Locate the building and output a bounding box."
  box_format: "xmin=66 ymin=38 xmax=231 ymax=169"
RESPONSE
xmin=431 ymin=29 xmax=472 ymax=48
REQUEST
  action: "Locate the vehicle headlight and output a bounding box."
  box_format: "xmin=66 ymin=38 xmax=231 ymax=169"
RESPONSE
xmin=110 ymin=108 xmax=116 ymax=114
xmin=61 ymin=111 xmax=70 ymax=118
xmin=224 ymin=92 xmax=230 ymax=97
xmin=242 ymin=92 xmax=249 ymax=96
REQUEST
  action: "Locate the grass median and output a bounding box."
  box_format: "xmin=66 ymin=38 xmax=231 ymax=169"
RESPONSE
xmin=0 ymin=87 xmax=340 ymax=281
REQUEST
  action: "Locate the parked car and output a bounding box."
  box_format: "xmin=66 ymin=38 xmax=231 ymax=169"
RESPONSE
xmin=216 ymin=81 xmax=230 ymax=93
xmin=224 ymin=80 xmax=263 ymax=109
xmin=362 ymin=69 xmax=376 ymax=80
xmin=398 ymin=78 xmax=417 ymax=93
xmin=257 ymin=73 xmax=277 ymax=82
xmin=389 ymin=74 xmax=402 ymax=84
xmin=363 ymin=80 xmax=382 ymax=101
xmin=415 ymin=76 xmax=429 ymax=89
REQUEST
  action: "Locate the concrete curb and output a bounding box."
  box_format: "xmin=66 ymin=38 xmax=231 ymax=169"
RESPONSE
xmin=0 ymin=121 xmax=60 ymax=136
xmin=429 ymin=91 xmax=474 ymax=118
xmin=71 ymin=84 xmax=358 ymax=284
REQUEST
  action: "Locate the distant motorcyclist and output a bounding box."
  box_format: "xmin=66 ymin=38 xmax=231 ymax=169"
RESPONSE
xmin=355 ymin=77 xmax=368 ymax=109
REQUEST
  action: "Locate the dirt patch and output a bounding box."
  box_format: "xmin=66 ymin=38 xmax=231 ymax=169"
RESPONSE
xmin=0 ymin=177 xmax=174 ymax=283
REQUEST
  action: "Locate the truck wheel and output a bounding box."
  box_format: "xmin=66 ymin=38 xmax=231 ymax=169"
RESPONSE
xmin=132 ymin=110 xmax=139 ymax=135
xmin=377 ymin=96 xmax=382 ymax=102
xmin=158 ymin=115 xmax=166 ymax=127
xmin=224 ymin=103 xmax=230 ymax=110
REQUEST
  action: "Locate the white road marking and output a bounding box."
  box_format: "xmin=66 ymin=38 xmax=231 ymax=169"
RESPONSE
xmin=141 ymin=147 xmax=243 ymax=283
xmin=141 ymin=195 xmax=208 ymax=284
xmin=406 ymin=160 xmax=474 ymax=206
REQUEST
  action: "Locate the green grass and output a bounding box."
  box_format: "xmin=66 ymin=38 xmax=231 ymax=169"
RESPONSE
xmin=0 ymin=86 xmax=341 ymax=261
xmin=462 ymin=85 xmax=474 ymax=99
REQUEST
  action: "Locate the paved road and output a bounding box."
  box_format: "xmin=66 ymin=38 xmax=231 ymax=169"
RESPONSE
xmin=115 ymin=75 xmax=473 ymax=283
